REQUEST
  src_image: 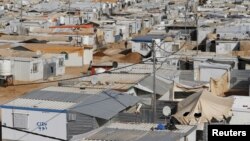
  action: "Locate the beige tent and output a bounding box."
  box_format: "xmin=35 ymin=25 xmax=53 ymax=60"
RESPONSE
xmin=173 ymin=90 xmax=234 ymax=125
xmin=210 ymin=72 xmax=229 ymax=97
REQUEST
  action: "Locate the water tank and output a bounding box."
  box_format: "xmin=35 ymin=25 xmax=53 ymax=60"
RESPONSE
xmin=0 ymin=60 xmax=12 ymax=76
xmin=95 ymin=68 xmax=106 ymax=74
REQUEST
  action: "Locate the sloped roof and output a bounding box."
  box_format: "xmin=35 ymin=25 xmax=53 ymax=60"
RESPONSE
xmin=22 ymin=90 xmax=91 ymax=103
xmin=138 ymin=75 xmax=173 ymax=95
xmin=2 ymin=98 xmax=75 ymax=111
xmin=70 ymin=90 xmax=140 ymax=120
xmin=82 ymin=123 xmax=196 ymax=141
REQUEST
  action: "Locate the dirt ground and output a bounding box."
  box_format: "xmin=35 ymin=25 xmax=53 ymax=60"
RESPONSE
xmin=0 ymin=66 xmax=87 ymax=105
xmin=0 ymin=29 xmax=148 ymax=105
xmin=0 ymin=83 xmax=57 ymax=105
xmin=65 ymin=66 xmax=89 ymax=75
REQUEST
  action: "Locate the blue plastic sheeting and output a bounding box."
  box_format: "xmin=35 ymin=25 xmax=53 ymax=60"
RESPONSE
xmin=131 ymin=34 xmax=166 ymax=43
xmin=156 ymin=123 xmax=166 ymax=130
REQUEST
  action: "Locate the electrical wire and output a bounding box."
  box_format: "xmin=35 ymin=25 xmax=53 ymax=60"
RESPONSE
xmin=2 ymin=36 xmax=190 ymax=140
xmin=9 ymin=41 xmax=198 ymax=87
xmin=12 ymin=57 xmax=153 ymax=86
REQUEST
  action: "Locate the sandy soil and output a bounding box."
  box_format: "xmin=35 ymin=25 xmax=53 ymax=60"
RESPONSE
xmin=0 ymin=66 xmax=88 ymax=105
xmin=0 ymin=83 xmax=56 ymax=105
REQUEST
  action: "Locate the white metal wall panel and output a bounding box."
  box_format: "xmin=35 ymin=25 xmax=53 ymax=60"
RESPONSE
xmin=83 ymin=49 xmax=93 ymax=65
xmin=13 ymin=61 xmax=31 ymax=81
xmin=200 ymin=68 xmax=227 ymax=82
xmin=64 ymin=52 xmax=83 ymax=67
xmin=2 ymin=108 xmax=67 ymax=141
xmin=29 ymin=59 xmax=44 ymax=81
xmin=230 ymin=111 xmax=250 ymax=125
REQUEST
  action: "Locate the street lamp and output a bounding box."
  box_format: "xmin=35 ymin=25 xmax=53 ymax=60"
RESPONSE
xmin=131 ymin=35 xmax=166 ymax=122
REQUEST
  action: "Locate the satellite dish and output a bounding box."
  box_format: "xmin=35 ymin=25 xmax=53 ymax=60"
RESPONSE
xmin=91 ymin=76 xmax=98 ymax=85
xmin=162 ymin=106 xmax=171 ymax=116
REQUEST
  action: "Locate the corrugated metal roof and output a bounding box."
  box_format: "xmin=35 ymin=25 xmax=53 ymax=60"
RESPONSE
xmin=138 ymin=75 xmax=173 ymax=95
xmin=41 ymin=86 xmax=81 ymax=93
xmin=136 ymin=132 xmax=180 ymax=141
xmin=179 ymin=70 xmax=194 ymax=81
xmin=3 ymin=98 xmax=75 ymax=110
xmin=156 ymin=69 xmax=180 ymax=81
xmin=81 ymin=73 xmax=147 ymax=84
xmin=107 ymin=122 xmax=155 ymax=131
xmin=110 ymin=64 xmax=166 ymax=74
xmin=85 ymin=123 xmax=196 ymax=141
xmin=70 ymin=90 xmax=140 ymax=120
xmin=41 ymin=86 xmax=102 ymax=94
xmin=111 ymin=64 xmax=154 ymax=74
xmin=87 ymin=128 xmax=147 ymax=141
xmin=179 ymin=80 xmax=208 ymax=88
xmin=106 ymin=123 xmax=196 ymax=134
xmin=22 ymin=90 xmax=91 ymax=103
xmin=76 ymin=82 xmax=134 ymax=91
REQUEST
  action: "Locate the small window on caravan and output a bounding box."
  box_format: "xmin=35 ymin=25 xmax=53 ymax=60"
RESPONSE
xmin=61 ymin=52 xmax=69 ymax=60
xmin=13 ymin=113 xmax=29 ymax=129
xmin=59 ymin=58 xmax=64 ymax=67
xmin=33 ymin=63 xmax=38 ymax=73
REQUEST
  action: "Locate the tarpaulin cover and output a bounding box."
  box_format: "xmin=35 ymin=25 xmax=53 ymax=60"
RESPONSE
xmin=175 ymin=80 xmax=209 ymax=92
xmin=173 ymin=89 xmax=233 ymax=125
xmin=210 ymin=72 xmax=229 ymax=97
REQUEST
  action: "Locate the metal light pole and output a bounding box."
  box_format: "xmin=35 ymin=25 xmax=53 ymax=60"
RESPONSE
xmin=196 ymin=12 xmax=199 ymax=55
xmin=184 ymin=1 xmax=187 ymax=39
xmin=151 ymin=40 xmax=156 ymax=123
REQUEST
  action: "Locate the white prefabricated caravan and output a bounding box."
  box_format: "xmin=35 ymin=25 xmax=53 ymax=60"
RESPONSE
xmin=12 ymin=57 xmax=44 ymax=81
xmin=230 ymin=96 xmax=250 ymax=125
xmin=215 ymin=40 xmax=239 ymax=54
xmin=43 ymin=54 xmax=65 ymax=80
xmin=1 ymin=89 xmax=139 ymax=141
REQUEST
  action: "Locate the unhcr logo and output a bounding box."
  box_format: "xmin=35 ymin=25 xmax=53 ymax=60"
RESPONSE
xmin=37 ymin=122 xmax=48 ymax=131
